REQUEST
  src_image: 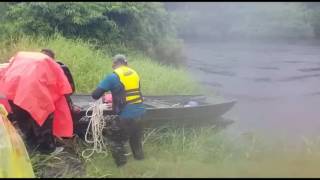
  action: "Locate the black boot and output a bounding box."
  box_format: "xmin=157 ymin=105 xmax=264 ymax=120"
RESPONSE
xmin=34 ymin=113 xmax=56 ymax=154
xmin=129 ymin=125 xmax=144 ymax=160
xmin=37 ymin=133 xmax=56 ymax=154
xmin=129 ymin=131 xmax=144 ymax=160
xmin=130 ymin=140 xmax=144 ymax=160
xmin=108 ymin=119 xmax=129 ymax=167
xmin=109 ymin=140 xmax=127 ymax=167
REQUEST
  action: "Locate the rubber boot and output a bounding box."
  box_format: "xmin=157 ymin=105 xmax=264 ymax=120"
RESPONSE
xmin=34 ymin=114 xmax=56 ymax=154
xmin=129 ymin=122 xmax=144 ymax=160
xmin=129 ymin=138 xmax=144 ymax=160
xmin=37 ymin=133 xmax=56 ymax=154
xmin=109 ymin=140 xmax=127 ymax=167
xmin=107 ymin=118 xmax=129 ymax=167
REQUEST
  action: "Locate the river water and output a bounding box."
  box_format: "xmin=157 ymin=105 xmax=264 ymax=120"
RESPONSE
xmin=184 ymin=41 xmax=320 ymax=142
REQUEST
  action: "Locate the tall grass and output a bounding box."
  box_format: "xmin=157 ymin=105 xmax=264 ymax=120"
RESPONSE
xmin=0 ymin=34 xmax=200 ymax=95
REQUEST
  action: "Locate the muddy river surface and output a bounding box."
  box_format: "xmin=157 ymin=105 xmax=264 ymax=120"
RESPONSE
xmin=184 ymin=41 xmax=320 ymax=141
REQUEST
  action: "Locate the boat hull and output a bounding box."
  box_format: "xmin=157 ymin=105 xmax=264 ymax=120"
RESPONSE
xmin=71 ymin=94 xmax=236 ymax=129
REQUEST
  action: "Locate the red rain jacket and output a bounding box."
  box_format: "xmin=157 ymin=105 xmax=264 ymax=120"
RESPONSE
xmin=0 ymin=51 xmax=73 ymax=137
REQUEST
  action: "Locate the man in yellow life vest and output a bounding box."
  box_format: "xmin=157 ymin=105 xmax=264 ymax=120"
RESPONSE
xmin=91 ymin=54 xmax=146 ymax=167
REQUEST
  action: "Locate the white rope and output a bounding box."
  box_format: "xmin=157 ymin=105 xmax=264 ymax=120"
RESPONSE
xmin=81 ymin=98 xmax=111 ymax=159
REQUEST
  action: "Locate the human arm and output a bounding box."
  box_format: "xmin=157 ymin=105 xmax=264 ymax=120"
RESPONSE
xmin=91 ymin=87 xmax=105 ymax=100
xmin=91 ymin=73 xmax=118 ymax=100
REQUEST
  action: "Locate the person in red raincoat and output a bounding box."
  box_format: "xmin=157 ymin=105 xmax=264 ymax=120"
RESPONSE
xmin=0 ymin=50 xmax=74 ymax=154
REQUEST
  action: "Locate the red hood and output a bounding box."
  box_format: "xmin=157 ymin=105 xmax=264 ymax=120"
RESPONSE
xmin=0 ymin=51 xmax=73 ymax=137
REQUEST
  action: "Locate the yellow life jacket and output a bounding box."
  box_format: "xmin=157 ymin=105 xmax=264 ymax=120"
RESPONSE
xmin=113 ymin=65 xmax=143 ymax=104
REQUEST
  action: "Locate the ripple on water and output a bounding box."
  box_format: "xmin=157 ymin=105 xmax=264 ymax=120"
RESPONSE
xmin=298 ymin=67 xmax=320 ymax=72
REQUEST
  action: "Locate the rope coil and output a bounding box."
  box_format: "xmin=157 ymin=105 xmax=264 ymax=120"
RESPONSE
xmin=81 ymin=98 xmax=116 ymax=159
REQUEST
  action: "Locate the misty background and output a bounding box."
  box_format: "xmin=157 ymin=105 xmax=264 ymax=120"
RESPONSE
xmin=166 ymin=2 xmax=316 ymax=42
xmin=165 ymin=2 xmax=320 ymax=142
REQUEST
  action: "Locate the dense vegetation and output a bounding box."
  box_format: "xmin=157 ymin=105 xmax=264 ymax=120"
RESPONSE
xmin=0 ymin=2 xmax=183 ymax=65
xmin=2 ymin=2 xmax=320 ymax=63
xmin=304 ymin=2 xmax=320 ymax=38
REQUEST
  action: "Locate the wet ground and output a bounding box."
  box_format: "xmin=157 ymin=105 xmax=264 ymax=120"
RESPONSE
xmin=184 ymin=41 xmax=320 ymax=142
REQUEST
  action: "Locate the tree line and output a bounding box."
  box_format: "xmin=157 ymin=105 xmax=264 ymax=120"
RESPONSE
xmin=0 ymin=2 xmax=183 ymax=65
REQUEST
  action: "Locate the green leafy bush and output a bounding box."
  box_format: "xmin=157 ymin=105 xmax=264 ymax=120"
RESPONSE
xmin=0 ymin=2 xmax=183 ymax=65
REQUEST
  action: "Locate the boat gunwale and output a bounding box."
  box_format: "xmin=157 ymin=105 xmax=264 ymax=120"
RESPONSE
xmin=71 ymin=94 xmax=237 ymax=110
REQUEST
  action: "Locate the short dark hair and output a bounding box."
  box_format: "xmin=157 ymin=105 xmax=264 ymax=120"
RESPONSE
xmin=41 ymin=49 xmax=55 ymax=59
